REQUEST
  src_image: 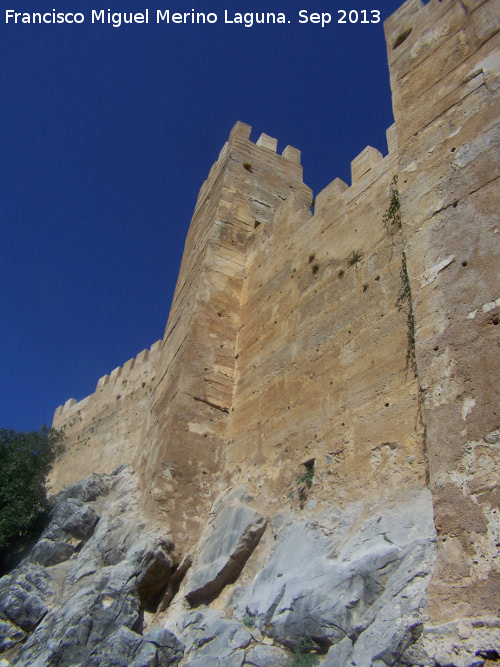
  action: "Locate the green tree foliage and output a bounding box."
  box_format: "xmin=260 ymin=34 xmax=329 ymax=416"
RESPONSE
xmin=0 ymin=426 xmax=64 ymax=569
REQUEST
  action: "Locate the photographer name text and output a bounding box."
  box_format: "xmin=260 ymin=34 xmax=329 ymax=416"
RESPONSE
xmin=5 ymin=8 xmax=381 ymax=28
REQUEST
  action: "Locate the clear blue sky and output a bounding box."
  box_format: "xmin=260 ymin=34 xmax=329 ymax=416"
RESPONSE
xmin=1 ymin=0 xmax=412 ymax=431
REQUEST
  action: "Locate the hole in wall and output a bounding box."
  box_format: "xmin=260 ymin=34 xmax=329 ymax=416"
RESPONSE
xmin=392 ymin=27 xmax=412 ymax=49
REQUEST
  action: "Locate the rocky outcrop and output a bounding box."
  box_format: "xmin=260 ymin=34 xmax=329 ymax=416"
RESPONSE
xmin=236 ymin=489 xmax=436 ymax=662
xmin=3 ymin=467 xmax=500 ymax=666
xmin=0 ymin=466 xmax=184 ymax=667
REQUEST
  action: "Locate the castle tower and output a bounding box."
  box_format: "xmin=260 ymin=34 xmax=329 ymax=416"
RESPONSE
xmin=386 ymin=0 xmax=500 ymax=623
xmin=133 ymin=123 xmax=312 ymax=546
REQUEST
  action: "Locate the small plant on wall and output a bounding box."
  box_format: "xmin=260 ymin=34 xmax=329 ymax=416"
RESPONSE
xmin=383 ymin=174 xmax=402 ymax=239
xmin=296 ymin=459 xmax=315 ymax=508
xmin=347 ymin=249 xmax=363 ymax=266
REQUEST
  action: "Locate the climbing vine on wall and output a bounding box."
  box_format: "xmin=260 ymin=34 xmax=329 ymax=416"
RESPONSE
xmin=397 ymin=251 xmax=418 ymax=377
xmin=383 ymin=175 xmax=417 ymax=378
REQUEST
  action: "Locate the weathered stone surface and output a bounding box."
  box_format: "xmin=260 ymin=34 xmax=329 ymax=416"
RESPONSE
xmin=185 ymin=498 xmax=267 ymax=605
xmin=236 ymin=489 xmax=436 ymax=662
xmin=0 ymin=562 xmax=56 ymax=631
xmin=323 ymin=636 xmax=354 ymax=666
xmin=55 ymin=470 xmax=111 ymax=502
xmin=29 ymin=537 xmax=75 ymax=566
xmin=386 ymin=0 xmax=500 ymax=626
xmin=88 ymin=625 xmax=184 ymax=666
xmin=244 ymin=644 xmax=290 ymax=666
xmin=53 ymin=498 xmax=99 ymax=539
xmin=190 ymin=618 xmax=251 ymax=659
xmin=27 ymin=488 xmax=100 ymax=567
xmin=165 ymin=609 xmax=257 ymax=666
xmin=0 ymin=619 xmax=26 ymax=652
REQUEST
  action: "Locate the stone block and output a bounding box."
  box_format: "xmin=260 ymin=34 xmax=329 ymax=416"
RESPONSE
xmin=315 ymin=177 xmax=348 ymax=215
xmin=109 ymin=366 xmax=122 ymax=382
xmin=386 ymin=123 xmax=398 ymax=154
xmin=256 ymin=133 xmax=278 ymax=152
xmin=229 ymin=121 xmax=252 ymax=142
xmin=351 ymin=146 xmax=383 ymax=183
xmin=122 ymin=358 xmax=136 ymax=373
xmin=282 ymin=145 xmax=301 ymax=164
xmin=136 ymin=348 xmax=150 ymax=363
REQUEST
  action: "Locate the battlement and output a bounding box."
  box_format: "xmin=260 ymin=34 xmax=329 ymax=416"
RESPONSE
xmin=314 ymin=123 xmax=399 ymax=216
xmin=227 ymin=120 xmax=301 ymax=163
xmin=53 ymin=338 xmax=163 ymax=425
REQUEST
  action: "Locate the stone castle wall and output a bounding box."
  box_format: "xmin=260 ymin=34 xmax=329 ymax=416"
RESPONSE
xmin=51 ymin=340 xmax=162 ymax=490
xmin=51 ymin=0 xmax=500 ymax=635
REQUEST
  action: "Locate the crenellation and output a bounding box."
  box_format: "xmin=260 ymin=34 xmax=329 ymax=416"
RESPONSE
xmin=314 ymin=177 xmax=349 ymax=216
xmin=228 ymin=120 xmax=251 ymax=142
xmin=64 ymin=398 xmax=76 ymax=410
xmin=122 ymin=358 xmax=136 ymax=374
xmin=281 ymin=145 xmax=301 ymax=164
xmin=109 ymin=366 xmax=122 ymax=382
xmin=351 ymin=145 xmax=384 ymax=183
xmin=135 ymin=348 xmax=150 ymax=363
xmin=150 ymin=339 xmax=162 ymax=354
xmin=386 ymin=123 xmax=399 ymax=154
xmin=96 ymin=374 xmax=110 ymax=390
xmin=256 ymin=133 xmax=278 ymax=152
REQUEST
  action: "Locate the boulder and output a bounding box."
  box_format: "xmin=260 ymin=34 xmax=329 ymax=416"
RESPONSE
xmin=0 ymin=562 xmax=55 ymax=631
xmin=244 ymin=644 xmax=290 ymax=666
xmin=30 ymin=538 xmax=75 ymax=567
xmin=323 ymin=637 xmax=353 ymax=666
xmin=88 ymin=625 xmax=185 ymax=666
xmin=27 ymin=497 xmax=99 ymax=567
xmin=185 ymin=501 xmax=267 ymax=605
xmin=55 ymin=471 xmax=111 ymax=503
